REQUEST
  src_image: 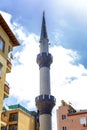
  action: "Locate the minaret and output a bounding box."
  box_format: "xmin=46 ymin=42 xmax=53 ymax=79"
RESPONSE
xmin=35 ymin=12 xmax=56 ymax=130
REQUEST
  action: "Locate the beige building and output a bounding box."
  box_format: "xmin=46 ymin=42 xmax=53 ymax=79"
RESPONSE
xmin=57 ymin=100 xmax=87 ymax=130
xmin=1 ymin=104 xmax=39 ymax=130
xmin=0 ymin=13 xmax=19 ymax=128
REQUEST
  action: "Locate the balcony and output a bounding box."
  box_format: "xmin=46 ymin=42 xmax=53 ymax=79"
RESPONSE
xmin=9 ymin=125 xmax=17 ymax=130
xmin=4 ymin=81 xmax=10 ymax=98
xmin=9 ymin=113 xmax=18 ymax=122
xmin=6 ymin=58 xmax=12 ymax=73
xmin=35 ymin=95 xmax=56 ymax=114
xmin=1 ymin=112 xmax=8 ymax=126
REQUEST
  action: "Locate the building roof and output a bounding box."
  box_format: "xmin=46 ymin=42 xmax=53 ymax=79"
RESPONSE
xmin=0 ymin=14 xmax=20 ymax=47
xmin=68 ymin=109 xmax=87 ymax=116
xmin=8 ymin=104 xmax=36 ymax=118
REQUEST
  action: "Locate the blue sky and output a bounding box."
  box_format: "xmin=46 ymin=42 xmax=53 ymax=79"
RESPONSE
xmin=1 ymin=0 xmax=87 ymax=67
xmin=1 ymin=0 xmax=87 ymax=66
xmin=1 ymin=0 xmax=87 ymax=130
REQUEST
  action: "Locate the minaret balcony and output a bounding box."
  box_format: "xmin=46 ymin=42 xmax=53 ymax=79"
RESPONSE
xmin=1 ymin=112 xmax=8 ymax=126
xmin=6 ymin=58 xmax=12 ymax=73
xmin=4 ymin=81 xmax=9 ymax=98
xmin=37 ymin=52 xmax=53 ymax=68
xmin=35 ymin=95 xmax=56 ymax=115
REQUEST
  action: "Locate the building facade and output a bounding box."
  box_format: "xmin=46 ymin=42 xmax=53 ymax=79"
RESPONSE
xmin=57 ymin=100 xmax=87 ymax=130
xmin=1 ymin=104 xmax=39 ymax=130
xmin=0 ymin=14 xmax=19 ymax=128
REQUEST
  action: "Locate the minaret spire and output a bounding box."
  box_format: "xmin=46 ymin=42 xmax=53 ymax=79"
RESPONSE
xmin=40 ymin=11 xmax=48 ymax=42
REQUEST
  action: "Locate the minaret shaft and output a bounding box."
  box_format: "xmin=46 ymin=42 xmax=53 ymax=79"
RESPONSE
xmin=40 ymin=115 xmax=52 ymax=130
xmin=40 ymin=67 xmax=50 ymax=95
xmin=40 ymin=39 xmax=49 ymax=53
xmin=35 ymin=12 xmax=55 ymax=130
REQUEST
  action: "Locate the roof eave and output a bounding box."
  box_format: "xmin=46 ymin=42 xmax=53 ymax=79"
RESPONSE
xmin=0 ymin=14 xmax=20 ymax=47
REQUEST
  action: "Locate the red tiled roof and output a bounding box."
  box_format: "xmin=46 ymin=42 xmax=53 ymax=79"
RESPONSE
xmin=0 ymin=14 xmax=20 ymax=46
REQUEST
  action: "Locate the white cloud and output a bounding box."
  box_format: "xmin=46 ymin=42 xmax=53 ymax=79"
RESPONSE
xmin=1 ymin=11 xmax=87 ymax=130
xmin=0 ymin=11 xmax=12 ymax=26
xmin=50 ymin=45 xmax=87 ymax=110
xmin=7 ymin=32 xmax=39 ymax=109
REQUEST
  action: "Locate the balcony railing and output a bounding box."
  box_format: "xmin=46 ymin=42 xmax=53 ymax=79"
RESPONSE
xmin=4 ymin=81 xmax=9 ymax=98
xmin=6 ymin=58 xmax=12 ymax=73
xmin=1 ymin=112 xmax=8 ymax=123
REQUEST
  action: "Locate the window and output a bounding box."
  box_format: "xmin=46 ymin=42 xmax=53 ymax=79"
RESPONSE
xmin=62 ymin=115 xmax=66 ymax=120
xmin=9 ymin=113 xmax=18 ymax=121
xmin=0 ymin=37 xmax=5 ymax=52
xmin=80 ymin=116 xmax=86 ymax=125
xmin=13 ymin=114 xmax=18 ymax=121
xmin=12 ymin=125 xmax=17 ymax=130
xmin=62 ymin=126 xmax=67 ymax=130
